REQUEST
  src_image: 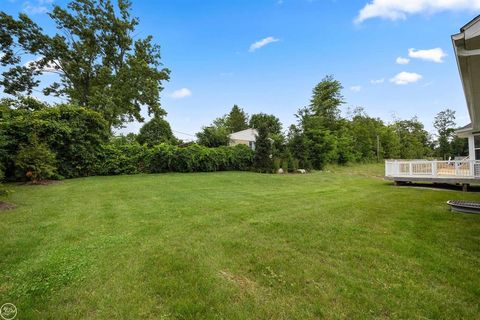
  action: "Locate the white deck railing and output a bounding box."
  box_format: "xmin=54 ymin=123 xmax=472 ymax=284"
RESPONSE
xmin=385 ymin=160 xmax=480 ymax=179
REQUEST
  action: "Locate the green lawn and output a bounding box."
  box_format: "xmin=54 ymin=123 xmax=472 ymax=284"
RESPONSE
xmin=1 ymin=164 xmax=479 ymax=319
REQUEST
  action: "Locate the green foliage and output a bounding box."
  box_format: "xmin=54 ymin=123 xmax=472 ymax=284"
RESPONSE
xmin=287 ymin=78 xmax=435 ymax=168
xmin=1 ymin=100 xmax=109 ymax=179
xmin=273 ymin=158 xmax=281 ymax=172
xmin=451 ymin=136 xmax=469 ymax=157
xmin=15 ymin=136 xmax=56 ymax=183
xmin=286 ymin=125 xmax=310 ymax=169
xmin=309 ymin=75 xmax=344 ymax=130
xmin=196 ymin=125 xmax=229 ymax=147
xmin=253 ymin=125 xmax=273 ymax=172
xmin=433 ymin=109 xmax=457 ymax=159
xmin=249 ymin=113 xmax=282 ymax=135
xmin=0 ymin=0 xmax=170 ymax=128
xmin=225 ymin=105 xmax=249 ymax=133
xmin=137 ymin=116 xmax=177 ymax=147
xmin=97 ymin=142 xmax=254 ymax=175
xmin=97 ymin=138 xmax=149 ymax=175
xmin=304 ymin=125 xmax=337 ymax=170
xmin=392 ymin=117 xmax=432 ymax=159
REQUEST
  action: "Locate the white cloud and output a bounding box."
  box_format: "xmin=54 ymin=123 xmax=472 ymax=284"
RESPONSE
xmin=390 ymin=71 xmax=422 ymax=85
xmin=355 ymin=0 xmax=480 ymax=23
xmin=408 ymin=48 xmax=446 ymax=63
xmin=396 ymin=57 xmax=410 ymax=65
xmin=370 ymin=78 xmax=385 ymax=84
xmin=170 ymin=88 xmax=192 ymax=99
xmin=249 ymin=36 xmax=280 ymax=52
xmin=350 ymin=85 xmax=362 ymax=92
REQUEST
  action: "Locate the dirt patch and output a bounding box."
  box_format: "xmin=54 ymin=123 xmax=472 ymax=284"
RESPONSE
xmin=219 ymin=270 xmax=257 ymax=294
xmin=0 ymin=201 xmax=16 ymax=211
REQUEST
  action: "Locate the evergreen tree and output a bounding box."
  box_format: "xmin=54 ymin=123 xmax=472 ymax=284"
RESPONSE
xmin=226 ymin=105 xmax=249 ymax=133
xmin=253 ymin=125 xmax=272 ymax=172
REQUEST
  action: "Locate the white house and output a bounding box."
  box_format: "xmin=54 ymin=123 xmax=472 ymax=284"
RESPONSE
xmin=228 ymin=128 xmax=258 ymax=150
xmin=452 ymin=16 xmax=480 ymax=161
xmin=385 ymin=16 xmax=480 ymax=189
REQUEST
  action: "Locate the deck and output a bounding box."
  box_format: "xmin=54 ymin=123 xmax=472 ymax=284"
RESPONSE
xmin=385 ymin=160 xmax=480 ymax=186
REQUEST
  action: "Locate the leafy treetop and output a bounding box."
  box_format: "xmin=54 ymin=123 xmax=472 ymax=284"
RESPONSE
xmin=0 ymin=0 xmax=170 ymax=128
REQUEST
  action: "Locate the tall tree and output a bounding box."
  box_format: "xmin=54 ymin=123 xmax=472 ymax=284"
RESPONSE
xmin=0 ymin=0 xmax=170 ymax=128
xmin=433 ymin=109 xmax=456 ymax=159
xmin=225 ymin=105 xmax=248 ymax=133
xmin=294 ymin=75 xmax=345 ymax=169
xmin=253 ymin=125 xmax=272 ymax=172
xmin=309 ymin=75 xmax=344 ymax=130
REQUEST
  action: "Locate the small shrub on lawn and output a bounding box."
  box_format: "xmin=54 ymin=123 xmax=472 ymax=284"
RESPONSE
xmin=15 ymin=137 xmax=57 ymax=183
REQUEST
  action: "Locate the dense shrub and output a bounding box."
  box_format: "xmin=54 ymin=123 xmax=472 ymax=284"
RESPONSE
xmin=1 ymin=100 xmax=109 ymax=179
xmin=15 ymin=137 xmax=57 ymax=183
xmin=96 ymin=142 xmax=254 ymax=175
xmin=96 ymin=139 xmax=150 ymax=175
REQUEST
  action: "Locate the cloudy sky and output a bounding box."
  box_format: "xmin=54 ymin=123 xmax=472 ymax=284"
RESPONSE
xmin=2 ymin=0 xmax=480 ymax=139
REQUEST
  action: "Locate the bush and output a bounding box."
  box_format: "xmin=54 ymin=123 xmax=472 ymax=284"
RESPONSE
xmin=281 ymin=158 xmax=288 ymax=173
xmin=1 ymin=101 xmax=109 ymax=179
xmin=15 ymin=138 xmax=57 ymax=183
xmin=94 ymin=142 xmax=254 ymax=175
xmin=273 ymin=158 xmax=281 ymax=172
xmin=96 ymin=139 xmax=150 ymax=175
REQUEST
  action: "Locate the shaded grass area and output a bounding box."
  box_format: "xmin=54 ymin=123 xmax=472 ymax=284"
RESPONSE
xmin=0 ymin=164 xmax=479 ymax=319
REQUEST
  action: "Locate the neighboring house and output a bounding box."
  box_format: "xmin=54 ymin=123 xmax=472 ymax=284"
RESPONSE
xmin=228 ymin=128 xmax=258 ymax=150
xmin=385 ymin=16 xmax=480 ymax=189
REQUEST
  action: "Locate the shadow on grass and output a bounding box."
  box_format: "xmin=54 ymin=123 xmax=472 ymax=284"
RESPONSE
xmin=387 ymin=181 xmax=480 ymax=192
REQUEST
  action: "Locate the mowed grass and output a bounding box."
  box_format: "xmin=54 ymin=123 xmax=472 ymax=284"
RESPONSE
xmin=1 ymin=164 xmax=479 ymax=319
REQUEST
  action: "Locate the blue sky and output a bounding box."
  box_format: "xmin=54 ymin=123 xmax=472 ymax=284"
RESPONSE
xmin=2 ymin=0 xmax=480 ymax=140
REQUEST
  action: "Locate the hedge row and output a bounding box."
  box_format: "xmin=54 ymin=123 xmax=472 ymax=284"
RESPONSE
xmin=95 ymin=142 xmax=254 ymax=176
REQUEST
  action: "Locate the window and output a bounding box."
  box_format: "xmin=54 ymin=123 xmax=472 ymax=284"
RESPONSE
xmin=475 ymin=135 xmax=480 ymax=160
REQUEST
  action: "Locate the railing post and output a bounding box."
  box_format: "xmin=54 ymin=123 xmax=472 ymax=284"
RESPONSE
xmin=432 ymin=161 xmax=437 ymax=177
xmin=409 ymin=163 xmax=412 ymax=176
xmin=455 ymin=161 xmax=459 ymax=176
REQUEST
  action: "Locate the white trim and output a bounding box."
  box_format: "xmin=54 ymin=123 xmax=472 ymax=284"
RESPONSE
xmin=457 ymin=48 xmax=480 ymax=57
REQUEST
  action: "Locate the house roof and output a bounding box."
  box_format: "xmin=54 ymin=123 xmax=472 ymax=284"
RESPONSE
xmin=452 ymin=16 xmax=480 ymax=131
xmin=228 ymin=128 xmax=258 ymax=141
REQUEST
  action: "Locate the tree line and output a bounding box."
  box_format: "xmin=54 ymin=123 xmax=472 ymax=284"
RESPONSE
xmin=195 ymin=75 xmax=468 ymax=171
